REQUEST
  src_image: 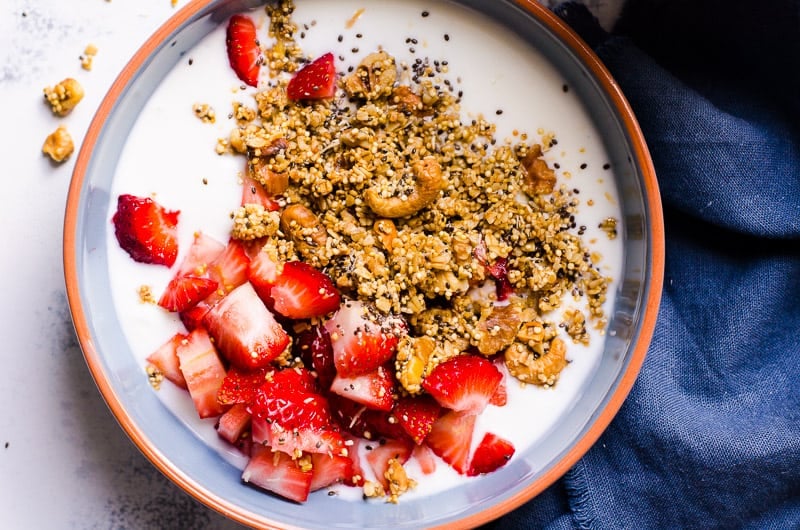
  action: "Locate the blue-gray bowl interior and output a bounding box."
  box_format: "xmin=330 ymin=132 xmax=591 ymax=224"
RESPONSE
xmin=71 ymin=0 xmax=656 ymax=527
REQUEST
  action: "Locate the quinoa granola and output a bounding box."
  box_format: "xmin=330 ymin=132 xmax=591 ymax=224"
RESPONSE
xmin=226 ymin=1 xmax=611 ymax=392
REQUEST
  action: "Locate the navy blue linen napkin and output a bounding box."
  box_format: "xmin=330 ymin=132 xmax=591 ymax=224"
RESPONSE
xmin=484 ymin=1 xmax=800 ymax=528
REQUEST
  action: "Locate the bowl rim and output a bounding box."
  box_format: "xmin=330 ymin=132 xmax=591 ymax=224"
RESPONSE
xmin=63 ymin=0 xmax=664 ymax=528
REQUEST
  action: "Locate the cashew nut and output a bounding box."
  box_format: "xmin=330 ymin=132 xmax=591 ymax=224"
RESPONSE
xmin=365 ymin=157 xmax=445 ymax=218
xmin=343 ymin=51 xmax=397 ymax=100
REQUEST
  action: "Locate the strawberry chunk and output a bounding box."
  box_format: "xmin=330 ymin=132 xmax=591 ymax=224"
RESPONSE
xmin=247 ymin=246 xmax=280 ymax=308
xmin=216 ymin=402 xmax=251 ymax=446
xmin=158 ymin=275 xmax=218 ymax=312
xmin=242 ymin=168 xmax=283 ymax=211
xmin=293 ymin=325 xmax=336 ymax=391
xmin=468 ymin=432 xmax=515 ymax=476
xmin=112 ymin=194 xmax=179 ymax=267
xmin=412 ymin=444 xmax=437 ymax=475
xmin=421 ymin=354 xmax=503 ymax=415
xmin=286 ymin=52 xmax=336 ymax=100
xmin=202 ymin=282 xmax=290 ymax=370
xmin=242 ymin=444 xmax=312 ymax=503
xmin=176 ymin=328 xmax=227 ymax=418
xmin=269 ymin=261 xmax=341 ymax=320
xmin=393 ymin=395 xmax=442 ymax=445
xmin=329 ymin=365 xmax=395 ymax=412
xmin=364 ymin=438 xmax=413 ymax=491
xmin=226 ymin=14 xmax=262 ymax=87
xmin=324 ymin=300 xmax=405 ymax=377
xmin=310 ymin=452 xmax=353 ymax=492
xmin=216 ymin=366 xmax=272 ymax=406
xmin=328 ymin=395 xmax=409 ymax=442
xmin=146 ymin=332 xmax=188 ymax=389
xmin=174 ymin=231 xmax=226 ymax=277
xmin=425 ymin=410 xmax=476 ymax=475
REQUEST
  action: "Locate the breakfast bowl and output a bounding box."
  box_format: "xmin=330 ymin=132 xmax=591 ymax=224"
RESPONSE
xmin=63 ymin=0 xmax=664 ymax=528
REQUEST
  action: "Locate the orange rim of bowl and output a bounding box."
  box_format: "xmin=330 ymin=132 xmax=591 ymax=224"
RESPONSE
xmin=63 ymin=1 xmax=664 ymax=529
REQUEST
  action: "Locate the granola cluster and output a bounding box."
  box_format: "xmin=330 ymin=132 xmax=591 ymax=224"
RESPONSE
xmin=225 ymin=3 xmax=611 ymax=394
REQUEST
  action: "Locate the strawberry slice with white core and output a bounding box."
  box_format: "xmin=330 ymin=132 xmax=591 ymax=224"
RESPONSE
xmin=226 ymin=14 xmax=262 ymax=87
xmin=309 ymin=452 xmax=354 ymax=491
xmin=216 ymin=402 xmax=251 ymax=445
xmin=412 ymin=444 xmax=437 ymax=475
xmin=242 ymin=444 xmax=312 ymax=503
xmin=393 ymin=395 xmax=442 ymax=445
xmin=468 ymin=432 xmax=516 ymax=476
xmin=146 ymin=332 xmax=188 ymax=389
xmin=330 ymin=365 xmax=395 ymax=412
xmin=158 ymin=275 xmax=218 ymax=312
xmin=425 ymin=409 xmax=476 ymax=475
xmin=324 ymin=300 xmax=405 ymax=377
xmin=364 ymin=438 xmax=413 ymax=491
xmin=175 ymin=328 xmax=227 ymax=418
xmin=269 ymin=261 xmax=341 ymax=320
xmin=286 ymin=52 xmax=336 ymax=100
xmin=174 ymin=231 xmax=225 ymax=277
xmin=421 ymin=354 xmax=503 ymax=415
xmin=202 ymin=282 xmax=290 ymax=371
xmin=241 ymin=170 xmax=282 ymax=211
xmin=112 ymin=194 xmax=179 ymax=267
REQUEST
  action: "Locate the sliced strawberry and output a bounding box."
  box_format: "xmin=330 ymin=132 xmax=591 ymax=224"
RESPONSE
xmin=473 ymin=238 xmax=514 ymax=301
xmin=241 ymin=171 xmax=282 ymax=211
xmin=174 ymin=231 xmax=226 ymax=277
xmin=421 ymin=354 xmax=503 ymax=415
xmin=269 ymin=366 xmax=319 ymax=395
xmin=310 ymin=452 xmax=353 ymax=492
xmin=286 ymin=52 xmax=336 ymax=100
xmin=226 ymin=14 xmax=262 ymax=87
xmin=328 ymin=395 xmax=409 ymax=442
xmin=146 ymin=332 xmax=188 ymax=389
xmin=175 ymin=328 xmax=227 ymax=418
xmin=202 ymin=282 xmax=290 ymax=370
xmin=364 ymin=438 xmax=413 ymax=490
xmin=248 ymin=247 xmax=281 ymax=308
xmin=216 ymin=366 xmax=272 ymax=406
xmin=468 ymin=432 xmax=515 ymax=476
xmin=216 ymin=402 xmax=251 ymax=445
xmin=158 ymin=275 xmax=218 ymax=312
xmin=112 ymin=194 xmax=179 ymax=267
xmin=293 ymin=325 xmax=336 ymax=391
xmin=393 ymin=395 xmax=442 ymax=445
xmin=490 ymin=360 xmax=508 ymax=407
xmin=324 ymin=300 xmax=405 ymax=377
xmin=242 ymin=444 xmax=312 ymax=503
xmin=330 ymin=365 xmax=394 ymax=412
xmin=342 ymin=434 xmax=366 ymax=487
xmin=425 ymin=410 xmax=476 ymax=475
xmin=269 ymin=261 xmax=342 ymax=320
xmin=412 ymin=444 xmax=437 ymax=475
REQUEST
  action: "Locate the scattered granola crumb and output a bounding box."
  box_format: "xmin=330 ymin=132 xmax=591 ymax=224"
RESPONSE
xmin=138 ymin=285 xmax=157 ymax=304
xmin=43 ymin=77 xmax=84 ymax=116
xmin=599 ymin=217 xmax=618 ymax=239
xmin=146 ymin=364 xmax=164 ymax=389
xmin=192 ymin=103 xmax=216 ymax=123
xmin=42 ymin=125 xmax=75 ymax=163
xmin=80 ymin=44 xmax=98 ymax=71
xmin=385 ymin=459 xmax=417 ymax=503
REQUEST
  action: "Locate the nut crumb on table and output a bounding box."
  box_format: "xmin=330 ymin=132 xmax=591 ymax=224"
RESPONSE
xmin=43 ymin=77 xmax=84 ymax=116
xmin=80 ymin=44 xmax=98 ymax=71
xmin=42 ymin=125 xmax=74 ymax=163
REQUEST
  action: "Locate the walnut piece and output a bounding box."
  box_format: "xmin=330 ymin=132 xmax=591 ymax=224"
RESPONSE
xmin=42 ymin=125 xmax=74 ymax=163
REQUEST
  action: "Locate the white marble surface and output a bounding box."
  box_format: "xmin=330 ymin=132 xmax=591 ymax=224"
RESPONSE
xmin=0 ymin=1 xmax=621 ymax=528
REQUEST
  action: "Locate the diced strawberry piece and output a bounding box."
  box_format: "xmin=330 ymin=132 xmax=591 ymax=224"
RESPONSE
xmin=174 ymin=231 xmax=226 ymax=277
xmin=112 ymin=194 xmax=179 ymax=267
xmin=242 ymin=444 xmax=312 ymax=503
xmin=146 ymin=332 xmax=188 ymax=389
xmin=473 ymin=238 xmax=514 ymax=301
xmin=324 ymin=300 xmax=405 ymax=377
xmin=226 ymin=14 xmax=262 ymax=87
xmin=342 ymin=434 xmax=366 ymax=487
xmin=251 ymin=418 xmax=345 ymax=457
xmin=310 ymin=452 xmax=353 ymax=492
xmin=468 ymin=432 xmax=515 ymax=476
xmin=328 ymin=395 xmax=409 ymax=442
xmin=176 ymin=328 xmax=227 ymax=418
xmin=490 ymin=364 xmax=508 ymax=407
xmin=270 ymin=261 xmax=341 ymax=320
xmin=294 ymin=325 xmax=336 ymax=391
xmin=421 ymin=355 xmax=503 ymax=415
xmin=269 ymin=366 xmax=319 ymax=395
xmin=425 ymin=410 xmax=476 ymax=475
xmin=412 ymin=444 xmax=437 ymax=475
xmin=241 ymin=171 xmax=281 ymax=211
xmin=216 ymin=366 xmax=272 ymax=406
xmin=158 ymin=275 xmax=219 ymax=312
xmin=216 ymin=402 xmax=251 ymax=445
xmin=364 ymin=438 xmax=413 ymax=490
xmin=330 ymin=366 xmax=394 ymax=412
xmin=393 ymin=395 xmax=442 ymax=445
xmin=203 ymin=282 xmax=290 ymax=370
xmin=286 ymin=52 xmax=336 ymax=100
xmin=248 ymin=247 xmax=281 ymax=307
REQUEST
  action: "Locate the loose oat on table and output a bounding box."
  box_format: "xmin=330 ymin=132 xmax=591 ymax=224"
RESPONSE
xmin=42 ymin=125 xmax=74 ymax=163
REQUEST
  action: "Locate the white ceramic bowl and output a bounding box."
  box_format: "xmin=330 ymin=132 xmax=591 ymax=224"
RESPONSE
xmin=64 ymin=0 xmax=664 ymax=528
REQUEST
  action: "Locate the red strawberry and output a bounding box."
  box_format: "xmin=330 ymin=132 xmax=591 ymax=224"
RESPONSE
xmin=293 ymin=326 xmax=336 ymax=391
xmin=216 ymin=366 xmax=272 ymax=406
xmin=242 ymin=444 xmax=312 ymax=503
xmin=269 ymin=261 xmax=341 ymax=319
xmin=247 ymin=246 xmax=280 ymax=307
xmin=393 ymin=396 xmax=442 ymax=445
xmin=412 ymin=444 xmax=437 ymax=475
xmin=330 ymin=365 xmax=395 ymax=412
xmin=324 ymin=300 xmax=405 ymax=377
xmin=364 ymin=438 xmax=413 ymax=491
xmin=473 ymin=238 xmax=514 ymax=301
xmin=421 ymin=354 xmax=503 ymax=415
xmin=146 ymin=332 xmax=188 ymax=389
xmin=287 ymin=52 xmax=336 ymax=100
xmin=202 ymin=282 xmax=290 ymax=370
xmin=328 ymin=395 xmax=409 ymax=442
xmin=158 ymin=275 xmax=218 ymax=312
xmin=468 ymin=432 xmax=515 ymax=476
xmin=425 ymin=410 xmax=476 ymax=475
xmin=174 ymin=231 xmax=225 ymax=277
xmin=226 ymin=14 xmax=262 ymax=87
xmin=216 ymin=402 xmax=251 ymax=445
xmin=242 ymin=170 xmax=282 ymax=211
xmin=176 ymin=328 xmax=227 ymax=418
xmin=112 ymin=194 xmax=179 ymax=267
xmin=489 ymin=359 xmax=508 ymax=407
xmin=269 ymin=366 xmax=319 ymax=395
xmin=310 ymin=452 xmax=353 ymax=492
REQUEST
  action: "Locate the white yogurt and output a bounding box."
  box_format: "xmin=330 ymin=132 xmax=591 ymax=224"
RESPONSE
xmin=107 ymin=0 xmax=623 ymax=501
